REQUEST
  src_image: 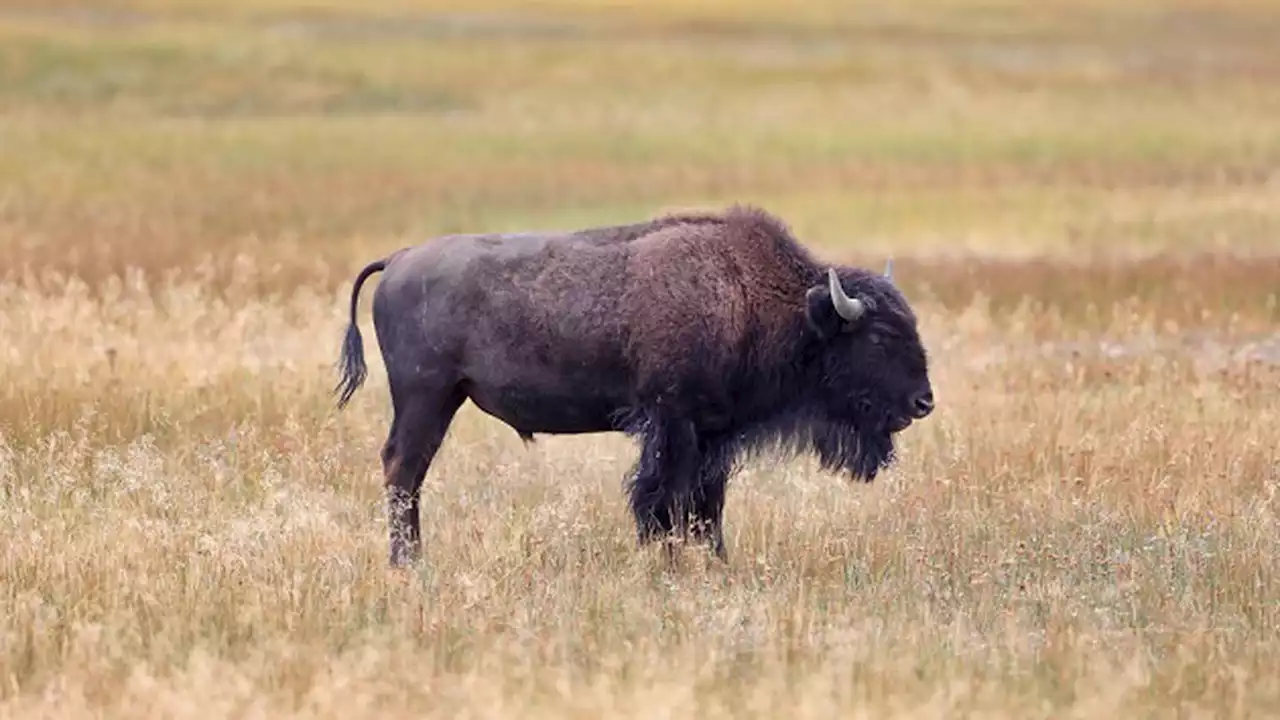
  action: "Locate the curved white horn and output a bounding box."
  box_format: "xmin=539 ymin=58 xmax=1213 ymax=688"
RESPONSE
xmin=884 ymin=257 xmax=894 ymax=280
xmin=827 ymin=268 xmax=865 ymax=322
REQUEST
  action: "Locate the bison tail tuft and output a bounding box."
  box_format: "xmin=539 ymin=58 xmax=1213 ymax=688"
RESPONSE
xmin=333 ymin=257 xmax=387 ymax=409
xmin=334 ymin=321 xmax=368 ymax=409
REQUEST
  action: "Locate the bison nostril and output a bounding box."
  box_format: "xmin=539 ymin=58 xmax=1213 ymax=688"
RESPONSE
xmin=913 ymin=392 xmax=934 ymax=417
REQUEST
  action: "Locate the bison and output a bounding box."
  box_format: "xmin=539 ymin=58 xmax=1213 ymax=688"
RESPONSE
xmin=334 ymin=205 xmax=934 ymax=567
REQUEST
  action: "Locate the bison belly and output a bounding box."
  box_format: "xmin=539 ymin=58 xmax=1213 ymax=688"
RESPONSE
xmin=464 ymin=381 xmax=624 ymax=436
xmin=459 ymin=342 xmax=631 ymax=437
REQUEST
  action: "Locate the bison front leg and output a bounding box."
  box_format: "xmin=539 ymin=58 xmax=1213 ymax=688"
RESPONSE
xmin=688 ymin=441 xmax=733 ymax=561
xmin=626 ymin=410 xmax=702 ymax=553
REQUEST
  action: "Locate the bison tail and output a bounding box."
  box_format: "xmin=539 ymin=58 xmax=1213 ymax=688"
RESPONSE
xmin=334 ymin=257 xmax=388 ymax=409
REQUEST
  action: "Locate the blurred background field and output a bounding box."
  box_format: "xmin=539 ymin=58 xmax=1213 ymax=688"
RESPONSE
xmin=3 ymin=0 xmax=1280 ymax=283
xmin=2 ymin=0 xmax=1279 ymax=717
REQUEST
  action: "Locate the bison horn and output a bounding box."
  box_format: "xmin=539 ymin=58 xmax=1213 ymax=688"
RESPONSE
xmin=827 ymin=268 xmax=865 ymax=322
xmin=884 ymin=257 xmax=894 ymax=280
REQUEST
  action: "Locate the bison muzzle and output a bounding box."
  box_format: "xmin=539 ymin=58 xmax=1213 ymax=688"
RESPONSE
xmin=334 ymin=205 xmax=935 ymax=567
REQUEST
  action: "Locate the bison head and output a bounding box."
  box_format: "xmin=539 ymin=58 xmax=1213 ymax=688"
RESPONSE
xmin=801 ymin=260 xmax=934 ymax=481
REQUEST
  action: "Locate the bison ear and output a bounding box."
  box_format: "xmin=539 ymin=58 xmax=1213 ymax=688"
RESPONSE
xmin=804 ymin=285 xmax=843 ymax=340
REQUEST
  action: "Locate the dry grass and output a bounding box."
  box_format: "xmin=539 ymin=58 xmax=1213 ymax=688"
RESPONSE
xmin=3 ymin=0 xmax=1280 ymax=716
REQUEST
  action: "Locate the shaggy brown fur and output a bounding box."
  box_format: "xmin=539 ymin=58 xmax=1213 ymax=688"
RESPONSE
xmin=336 ymin=205 xmax=934 ymax=567
xmin=621 ymin=207 xmax=827 ymax=419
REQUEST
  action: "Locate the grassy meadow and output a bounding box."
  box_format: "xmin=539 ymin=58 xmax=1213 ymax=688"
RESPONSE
xmin=3 ymin=0 xmax=1280 ymax=716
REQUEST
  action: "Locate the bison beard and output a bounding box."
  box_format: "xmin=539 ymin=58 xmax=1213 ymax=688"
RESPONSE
xmin=747 ymin=405 xmax=899 ymax=484
xmin=808 ymin=418 xmax=896 ymax=482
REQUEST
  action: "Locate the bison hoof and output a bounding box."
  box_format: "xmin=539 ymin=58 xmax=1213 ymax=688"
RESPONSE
xmin=388 ymin=543 xmax=422 ymax=569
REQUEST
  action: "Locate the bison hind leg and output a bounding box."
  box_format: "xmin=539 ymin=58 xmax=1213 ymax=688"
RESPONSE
xmin=382 ymin=382 xmax=465 ymax=568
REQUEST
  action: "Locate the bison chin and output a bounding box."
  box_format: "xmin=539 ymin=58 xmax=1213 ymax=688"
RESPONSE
xmin=810 ymin=421 xmax=896 ymax=482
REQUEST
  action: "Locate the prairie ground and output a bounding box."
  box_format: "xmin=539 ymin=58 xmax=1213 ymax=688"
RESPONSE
xmin=2 ymin=0 xmax=1280 ymax=717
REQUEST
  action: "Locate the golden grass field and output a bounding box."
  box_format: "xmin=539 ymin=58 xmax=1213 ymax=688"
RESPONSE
xmin=3 ymin=0 xmax=1280 ymax=716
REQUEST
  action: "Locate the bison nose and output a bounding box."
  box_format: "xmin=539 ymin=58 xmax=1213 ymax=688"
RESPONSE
xmin=911 ymin=391 xmax=934 ymax=418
